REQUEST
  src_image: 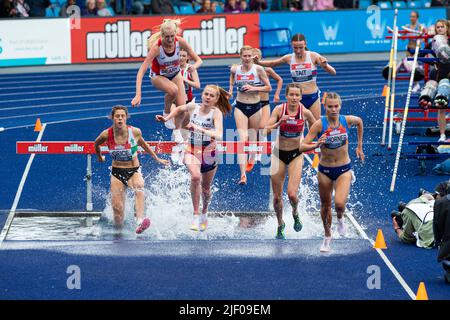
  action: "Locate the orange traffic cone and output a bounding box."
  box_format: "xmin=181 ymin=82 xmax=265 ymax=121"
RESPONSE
xmin=415 ymin=282 xmax=429 ymax=300
xmin=34 ymin=118 xmax=42 ymax=132
xmin=312 ymin=153 xmax=319 ymax=170
xmin=373 ymin=229 xmax=387 ymax=249
xmin=382 ymin=85 xmax=390 ymax=97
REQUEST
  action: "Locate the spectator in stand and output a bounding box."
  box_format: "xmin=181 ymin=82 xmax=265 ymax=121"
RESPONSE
xmin=249 ymin=0 xmax=267 ymax=11
xmin=151 ymin=0 xmax=174 ymax=14
xmin=197 ymin=0 xmax=214 ymax=13
xmin=15 ymin=0 xmax=30 ymax=17
xmin=333 ymin=0 xmax=353 ymax=8
xmin=239 ymin=0 xmax=248 ymax=11
xmin=288 ymin=0 xmax=302 ymax=11
xmin=431 ymin=0 xmax=449 ymax=6
xmin=83 ymin=0 xmax=97 ymax=15
xmin=0 ymin=0 xmax=18 ymax=17
xmin=60 ymin=0 xmax=77 ymax=17
xmin=27 ymin=0 xmax=51 ymax=16
xmin=130 ymin=0 xmax=144 ymax=14
xmin=96 ymin=0 xmax=113 ymax=15
xmin=210 ymin=0 xmax=217 ymax=12
xmin=303 ymin=0 xmax=334 ymax=10
xmin=224 ymin=0 xmax=241 ymax=13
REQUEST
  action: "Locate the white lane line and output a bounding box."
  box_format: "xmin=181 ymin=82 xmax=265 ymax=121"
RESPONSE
xmin=303 ymin=153 xmax=416 ymax=300
xmin=1 ymin=77 xmax=392 ymax=93
xmin=0 ymin=124 xmax=47 ymax=247
xmin=0 ymin=95 xmax=397 ymax=126
xmin=0 ymin=83 xmax=410 ymax=104
xmin=1 ymin=110 xmax=160 ymax=131
xmin=0 ymin=104 xmax=160 ymax=120
xmin=0 ymin=67 xmax=382 ymax=85
xmin=0 ymin=81 xmax=408 ymax=97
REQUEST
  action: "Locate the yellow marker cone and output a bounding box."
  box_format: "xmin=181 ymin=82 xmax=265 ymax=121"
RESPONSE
xmin=312 ymin=153 xmax=319 ymax=169
xmin=415 ymin=282 xmax=429 ymax=300
xmin=34 ymin=118 xmax=42 ymax=132
xmin=373 ymin=229 xmax=387 ymax=249
xmin=382 ymin=85 xmax=389 ymax=97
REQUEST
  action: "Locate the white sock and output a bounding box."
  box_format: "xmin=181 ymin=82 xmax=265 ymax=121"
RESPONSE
xmin=320 ymin=236 xmax=332 ymax=252
xmin=440 ymin=134 xmax=446 ymax=141
xmin=193 ymin=215 xmax=200 ymax=224
xmin=201 ymin=214 xmax=207 ymax=223
xmin=173 ymin=129 xmax=184 ymax=144
xmin=136 ymin=217 xmax=143 ymax=225
xmin=337 ymin=217 xmax=346 ymax=236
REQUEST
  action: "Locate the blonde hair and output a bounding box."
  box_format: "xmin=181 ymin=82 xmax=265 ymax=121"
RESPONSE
xmin=252 ymin=48 xmax=262 ymax=59
xmin=323 ymin=92 xmax=342 ymax=106
xmin=205 ymin=85 xmax=232 ymax=115
xmin=240 ymin=45 xmax=253 ymax=55
xmin=435 ymin=19 xmax=450 ymax=36
xmin=147 ymin=19 xmax=182 ymax=49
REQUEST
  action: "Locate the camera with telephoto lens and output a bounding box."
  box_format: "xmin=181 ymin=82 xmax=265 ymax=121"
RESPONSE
xmin=390 ymin=201 xmax=406 ymax=229
xmin=418 ymin=188 xmax=430 ymax=197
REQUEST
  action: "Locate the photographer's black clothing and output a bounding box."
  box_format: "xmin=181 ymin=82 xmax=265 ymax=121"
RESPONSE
xmin=433 ymin=195 xmax=450 ymax=262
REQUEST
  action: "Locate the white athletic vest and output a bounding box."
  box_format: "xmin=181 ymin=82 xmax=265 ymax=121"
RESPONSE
xmin=290 ymin=51 xmax=317 ymax=83
xmin=234 ymin=64 xmax=260 ymax=92
xmin=189 ymin=104 xmax=215 ymax=146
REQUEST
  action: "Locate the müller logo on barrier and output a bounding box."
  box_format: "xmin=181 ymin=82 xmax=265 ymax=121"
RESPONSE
xmin=64 ymin=144 xmax=85 ymax=152
xmin=81 ymin=15 xmax=253 ymax=61
xmin=86 ymin=20 xmax=151 ymax=60
xmin=183 ymin=17 xmax=247 ymax=56
xmin=28 ymin=144 xmax=48 ymax=153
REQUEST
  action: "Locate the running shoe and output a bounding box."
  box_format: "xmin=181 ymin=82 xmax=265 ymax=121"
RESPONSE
xmin=190 ymin=215 xmax=200 ymax=231
xmin=136 ymin=217 xmax=151 ymax=234
xmin=293 ymin=215 xmax=303 ymax=232
xmin=171 ymin=144 xmax=184 ymax=165
xmin=164 ymin=112 xmax=176 ymax=130
xmin=245 ymin=158 xmax=255 ymax=172
xmin=275 ymin=222 xmax=286 ymax=240
xmin=200 ymin=215 xmax=208 ymax=232
xmin=320 ymin=236 xmax=332 ymax=252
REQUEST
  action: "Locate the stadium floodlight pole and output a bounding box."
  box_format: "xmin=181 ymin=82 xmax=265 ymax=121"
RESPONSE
xmin=381 ymin=10 xmax=398 ymax=146
xmin=390 ymin=32 xmax=422 ymax=192
xmin=388 ymin=21 xmax=399 ymax=150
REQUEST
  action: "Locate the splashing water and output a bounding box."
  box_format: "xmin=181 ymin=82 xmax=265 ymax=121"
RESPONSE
xmin=7 ymin=165 xmax=362 ymax=241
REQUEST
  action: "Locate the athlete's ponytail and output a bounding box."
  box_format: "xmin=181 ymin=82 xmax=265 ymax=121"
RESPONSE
xmin=206 ymin=85 xmax=232 ymax=115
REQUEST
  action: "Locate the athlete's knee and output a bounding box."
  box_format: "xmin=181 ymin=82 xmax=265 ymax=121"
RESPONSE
xmin=239 ymin=132 xmax=249 ymax=142
xmin=287 ymin=191 xmax=298 ymax=203
xmin=167 ymin=85 xmax=178 ymax=98
xmin=191 ymin=173 xmax=201 ymax=185
xmin=334 ymin=202 xmax=346 ymax=213
xmin=321 ymin=202 xmax=332 ymax=212
xmin=112 ymin=201 xmax=124 ymax=216
xmin=202 ymin=188 xmax=211 ymax=199
xmin=133 ymin=185 xmax=145 ymax=196
xmin=273 ymin=194 xmax=283 ymax=206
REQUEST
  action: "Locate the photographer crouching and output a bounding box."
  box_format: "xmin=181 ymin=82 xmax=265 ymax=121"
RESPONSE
xmin=391 ymin=190 xmax=435 ymax=249
xmin=433 ymin=181 xmax=450 ymax=284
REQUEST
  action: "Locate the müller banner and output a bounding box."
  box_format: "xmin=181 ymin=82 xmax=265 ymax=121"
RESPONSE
xmin=70 ymin=14 xmax=260 ymax=63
